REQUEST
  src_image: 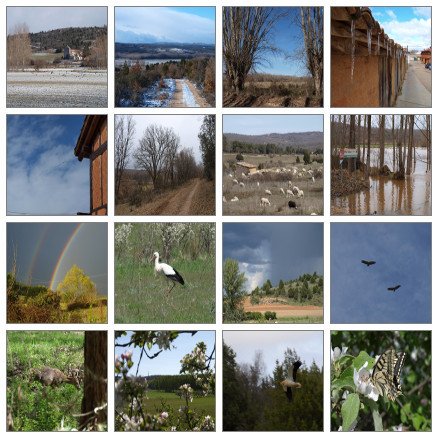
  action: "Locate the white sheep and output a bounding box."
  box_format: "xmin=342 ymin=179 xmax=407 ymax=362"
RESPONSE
xmin=232 ymin=179 xmax=239 ymax=185
xmin=260 ymin=197 xmax=271 ymax=206
xmin=228 ymin=173 xmax=233 ymax=178
xmin=265 ymin=189 xmax=272 ymax=196
xmin=311 ymin=176 xmax=315 ymax=183
xmin=280 ymin=188 xmax=285 ymax=195
xmin=292 ymin=186 xmax=300 ymax=195
xmin=257 ymin=182 xmax=260 ymax=187
xmin=310 ymin=212 xmax=317 ymax=216
xmin=286 ymin=189 xmax=294 ymax=197
xmin=223 ymin=196 xmax=227 ymax=203
xmin=230 ymin=196 xmax=239 ymax=202
xmin=297 ymin=189 xmax=304 ymax=198
xmin=288 ymin=180 xmax=293 ymax=188
xmin=239 ymin=182 xmax=245 ymax=187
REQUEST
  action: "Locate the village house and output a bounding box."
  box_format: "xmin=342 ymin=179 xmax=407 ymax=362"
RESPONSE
xmin=64 ymin=45 xmax=83 ymax=61
xmin=236 ymin=161 xmax=257 ymax=177
xmin=331 ymin=7 xmax=407 ymax=107
xmin=420 ymin=47 xmax=431 ymax=65
xmin=74 ymin=115 xmax=108 ymax=215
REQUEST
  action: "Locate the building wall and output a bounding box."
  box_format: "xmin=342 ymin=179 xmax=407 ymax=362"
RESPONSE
xmin=90 ymin=121 xmax=108 ymax=215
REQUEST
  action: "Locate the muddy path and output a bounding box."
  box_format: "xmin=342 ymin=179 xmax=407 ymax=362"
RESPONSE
xmin=171 ymin=79 xmax=209 ymax=108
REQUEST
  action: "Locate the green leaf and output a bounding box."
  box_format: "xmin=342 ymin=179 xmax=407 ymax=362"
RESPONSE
xmin=338 ymin=355 xmax=354 ymax=367
xmin=353 ymin=351 xmax=375 ymax=370
xmin=372 ymin=408 xmax=383 ymax=431
xmin=341 ymin=393 xmax=360 ymax=431
xmin=412 ymin=413 xmax=425 ymax=431
xmin=332 ymin=367 xmax=355 ymax=391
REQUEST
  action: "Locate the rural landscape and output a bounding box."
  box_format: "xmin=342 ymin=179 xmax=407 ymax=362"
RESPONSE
xmin=223 ymin=223 xmax=323 ymax=323
xmin=331 ymin=7 xmax=431 ymax=107
xmin=331 ymin=223 xmax=431 ymax=324
xmin=7 ymin=7 xmax=107 ymax=107
xmin=331 ymin=114 xmax=431 ymax=215
xmin=115 ymin=7 xmax=215 ymax=107
xmin=115 ymin=331 xmax=215 ymax=431
xmin=223 ymin=331 xmax=323 ymax=431
xmin=7 ymin=223 xmax=108 ymax=323
xmin=223 ymin=7 xmax=323 ymax=107
xmin=223 ymin=115 xmax=324 ymax=215
xmin=7 ymin=115 xmax=107 ymax=216
xmin=115 ymin=223 xmax=215 ymax=323
xmin=115 ymin=115 xmax=215 ymax=215
xmin=331 ymin=331 xmax=431 ymax=431
xmin=7 ymin=331 xmax=107 ymax=431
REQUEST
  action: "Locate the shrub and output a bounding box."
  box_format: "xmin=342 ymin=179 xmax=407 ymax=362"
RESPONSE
xmin=236 ymin=153 xmax=244 ymax=161
xmin=244 ymin=311 xmax=263 ymax=321
xmin=296 ymin=156 xmax=301 ymax=163
xmin=264 ymin=311 xmax=277 ymax=320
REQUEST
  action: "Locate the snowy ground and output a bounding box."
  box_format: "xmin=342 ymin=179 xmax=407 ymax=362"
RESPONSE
xmin=7 ymin=68 xmax=107 ymax=108
xmin=181 ymin=80 xmax=199 ymax=107
xmin=141 ymin=78 xmax=175 ymax=107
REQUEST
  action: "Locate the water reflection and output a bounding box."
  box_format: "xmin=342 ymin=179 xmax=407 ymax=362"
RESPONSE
xmin=332 ymin=148 xmax=431 ymax=215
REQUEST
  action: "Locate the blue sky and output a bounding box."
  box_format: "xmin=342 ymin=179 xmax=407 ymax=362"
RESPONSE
xmin=7 ymin=223 xmax=108 ymax=294
xmin=370 ymin=7 xmax=431 ymax=50
xmin=115 ymin=331 xmax=216 ymax=376
xmin=223 ymin=115 xmax=323 ymax=135
xmin=223 ymin=223 xmax=323 ymax=291
xmin=7 ymin=115 xmax=90 ymax=215
xmin=7 ymin=7 xmax=107 ymax=33
xmin=115 ymin=7 xmax=215 ymax=44
xmin=223 ymin=331 xmax=323 ymax=376
xmin=331 ymin=223 xmax=431 ymax=324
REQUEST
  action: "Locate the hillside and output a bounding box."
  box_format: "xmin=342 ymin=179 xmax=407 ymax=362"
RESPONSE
xmin=224 ymin=131 xmax=323 ymax=150
xmin=30 ymin=26 xmax=107 ymax=51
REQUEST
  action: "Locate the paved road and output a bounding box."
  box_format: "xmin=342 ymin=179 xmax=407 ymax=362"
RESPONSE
xmin=395 ymin=60 xmax=431 ymax=108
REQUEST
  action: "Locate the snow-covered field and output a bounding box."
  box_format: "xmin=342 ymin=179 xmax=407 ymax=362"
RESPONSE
xmin=7 ymin=68 xmax=107 ymax=107
xmin=142 ymin=78 xmax=175 ymax=107
xmin=181 ymin=81 xmax=199 ymax=107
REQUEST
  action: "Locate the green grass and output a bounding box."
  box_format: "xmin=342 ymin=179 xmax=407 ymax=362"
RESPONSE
xmin=146 ymin=390 xmax=215 ymax=417
xmin=115 ymin=257 xmax=215 ymax=323
xmin=7 ymin=331 xmax=84 ymax=431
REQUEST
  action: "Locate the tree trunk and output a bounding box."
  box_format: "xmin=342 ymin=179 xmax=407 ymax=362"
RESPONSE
xmin=349 ymin=115 xmax=356 ymax=172
xmin=379 ymin=115 xmax=385 ymax=171
xmin=81 ymin=331 xmax=107 ymax=429
xmin=406 ymin=115 xmax=414 ymax=175
xmin=366 ymin=115 xmax=371 ymax=178
xmin=392 ymin=115 xmax=395 ymax=172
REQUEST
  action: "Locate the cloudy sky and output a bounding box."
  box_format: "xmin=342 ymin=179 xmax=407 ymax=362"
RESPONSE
xmin=331 ymin=223 xmax=431 ymax=324
xmin=115 ymin=7 xmax=215 ymax=44
xmin=120 ymin=114 xmax=208 ymax=168
xmin=223 ymin=331 xmax=323 ymax=376
xmin=223 ymin=114 xmax=323 ymax=135
xmin=370 ymin=7 xmax=431 ymax=50
xmin=7 ymin=223 xmax=108 ymax=294
xmin=223 ymin=223 xmax=323 ymax=292
xmin=115 ymin=331 xmax=216 ymax=376
xmin=7 ymin=7 xmax=107 ymax=33
xmin=7 ymin=115 xmax=90 ymax=215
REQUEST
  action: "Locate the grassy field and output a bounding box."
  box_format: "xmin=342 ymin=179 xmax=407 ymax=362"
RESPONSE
xmin=115 ymin=257 xmax=215 ymax=323
xmin=223 ymin=153 xmax=324 ymax=215
xmin=146 ymin=390 xmax=215 ymax=417
xmin=7 ymin=331 xmax=84 ymax=431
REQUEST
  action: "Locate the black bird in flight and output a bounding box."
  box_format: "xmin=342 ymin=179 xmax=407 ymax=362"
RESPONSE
xmin=280 ymin=360 xmax=302 ymax=402
xmin=387 ymin=285 xmax=401 ymax=292
xmin=361 ymin=260 xmax=376 ymax=267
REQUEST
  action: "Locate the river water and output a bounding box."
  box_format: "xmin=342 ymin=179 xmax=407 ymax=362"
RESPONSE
xmin=332 ymin=148 xmax=431 ymax=215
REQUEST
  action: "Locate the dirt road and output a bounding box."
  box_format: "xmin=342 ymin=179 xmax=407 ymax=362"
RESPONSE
xmin=117 ymin=178 xmax=205 ymax=215
xmin=244 ymin=297 xmax=323 ymax=318
xmin=171 ymin=79 xmax=209 ymax=108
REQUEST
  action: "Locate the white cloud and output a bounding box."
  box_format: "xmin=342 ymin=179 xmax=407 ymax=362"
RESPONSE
xmin=412 ymin=7 xmax=431 ymax=19
xmin=386 ymin=10 xmax=397 ymax=20
xmin=379 ymin=18 xmax=431 ymax=50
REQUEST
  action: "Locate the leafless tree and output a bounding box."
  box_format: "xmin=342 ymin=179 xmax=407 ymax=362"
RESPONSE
xmin=223 ymin=7 xmax=279 ymax=92
xmin=366 ymin=115 xmax=371 ymax=178
xmin=115 ymin=115 xmax=136 ymax=200
xmin=300 ymin=7 xmax=323 ymax=98
xmin=175 ymin=148 xmax=200 ymax=184
xmin=379 ymin=115 xmax=385 ymax=170
xmin=7 ymin=23 xmax=32 ymax=70
xmin=134 ymin=124 xmax=180 ymax=189
xmin=89 ymin=32 xmax=107 ymax=69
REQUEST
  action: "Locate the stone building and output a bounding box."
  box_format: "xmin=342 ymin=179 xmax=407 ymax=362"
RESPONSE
xmin=64 ymin=46 xmax=83 ymax=61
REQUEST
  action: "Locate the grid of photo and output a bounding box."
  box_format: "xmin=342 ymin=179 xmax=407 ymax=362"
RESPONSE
xmin=1 ymin=1 xmax=433 ymax=434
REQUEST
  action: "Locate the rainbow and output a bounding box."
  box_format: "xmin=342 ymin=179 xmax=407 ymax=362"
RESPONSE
xmin=49 ymin=223 xmax=83 ymax=291
xmin=26 ymin=223 xmax=50 ymax=283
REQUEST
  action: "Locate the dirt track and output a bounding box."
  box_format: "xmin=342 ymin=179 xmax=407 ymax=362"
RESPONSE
xmin=244 ymin=297 xmax=323 ymax=318
xmin=117 ymin=178 xmax=205 ymax=215
xmin=171 ymin=79 xmax=209 ymax=108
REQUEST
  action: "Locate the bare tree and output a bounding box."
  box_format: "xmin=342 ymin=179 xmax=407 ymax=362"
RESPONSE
xmin=115 ymin=115 xmax=136 ymax=200
xmin=198 ymin=115 xmax=216 ymax=180
xmin=89 ymin=32 xmax=107 ymax=69
xmin=379 ymin=115 xmax=385 ymax=170
xmin=134 ymin=124 xmax=180 ymax=189
xmin=175 ymin=148 xmax=200 ymax=184
xmin=366 ymin=115 xmax=371 ymax=178
xmin=406 ymin=115 xmax=414 ymax=175
xmin=7 ymin=23 xmax=32 ymax=70
xmin=223 ymin=7 xmax=279 ymax=92
xmin=300 ymin=7 xmax=323 ymax=98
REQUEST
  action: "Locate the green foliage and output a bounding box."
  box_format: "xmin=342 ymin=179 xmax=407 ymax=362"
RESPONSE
xmin=264 ymin=311 xmax=277 ymax=320
xmin=236 ymin=153 xmax=244 ymax=161
xmin=223 ymin=344 xmax=323 ymax=431
xmin=303 ymin=150 xmax=312 ymax=164
xmin=223 ymin=258 xmax=247 ymax=322
xmin=7 ymin=331 xmax=84 ymax=431
xmin=296 ymin=156 xmax=301 ymax=163
xmin=244 ymin=311 xmax=264 ymax=321
xmin=331 ymin=331 xmax=431 ymax=431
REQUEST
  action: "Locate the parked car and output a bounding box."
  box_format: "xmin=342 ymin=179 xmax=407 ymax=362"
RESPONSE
xmin=425 ymin=62 xmax=431 ymax=70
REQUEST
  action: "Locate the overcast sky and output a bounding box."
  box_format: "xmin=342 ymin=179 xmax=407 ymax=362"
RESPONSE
xmin=7 ymin=223 xmax=108 ymax=295
xmin=223 ymin=223 xmax=323 ymax=291
xmin=370 ymin=7 xmax=431 ymax=50
xmin=115 ymin=7 xmax=215 ymax=44
xmin=7 ymin=7 xmax=107 ymax=33
xmin=331 ymin=223 xmax=431 ymax=324
xmin=115 ymin=331 xmax=216 ymax=376
xmin=223 ymin=331 xmax=323 ymax=376
xmin=223 ymin=114 xmax=323 ymax=136
xmin=7 ymin=115 xmax=90 ymax=215
xmin=120 ymin=114 xmax=207 ymax=168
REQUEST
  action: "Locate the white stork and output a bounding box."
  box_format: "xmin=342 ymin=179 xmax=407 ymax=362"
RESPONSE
xmin=280 ymin=360 xmax=302 ymax=402
xmin=151 ymin=252 xmax=185 ymax=294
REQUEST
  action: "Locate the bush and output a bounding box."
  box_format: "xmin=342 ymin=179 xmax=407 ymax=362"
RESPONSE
xmin=236 ymin=153 xmax=244 ymax=161
xmin=303 ymin=150 xmax=312 ymax=165
xmin=264 ymin=311 xmax=277 ymax=320
xmin=296 ymin=156 xmax=301 ymax=163
xmin=244 ymin=311 xmax=263 ymax=321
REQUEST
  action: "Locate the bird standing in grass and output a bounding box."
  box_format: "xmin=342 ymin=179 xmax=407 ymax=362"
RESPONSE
xmin=151 ymin=252 xmax=185 ymax=294
xmin=280 ymin=360 xmax=302 ymax=402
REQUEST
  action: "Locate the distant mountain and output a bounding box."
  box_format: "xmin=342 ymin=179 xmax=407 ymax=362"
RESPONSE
xmin=224 ymin=131 xmax=323 ymax=150
xmin=115 ymin=29 xmax=165 ymax=44
xmin=29 ymin=26 xmax=107 ymax=51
